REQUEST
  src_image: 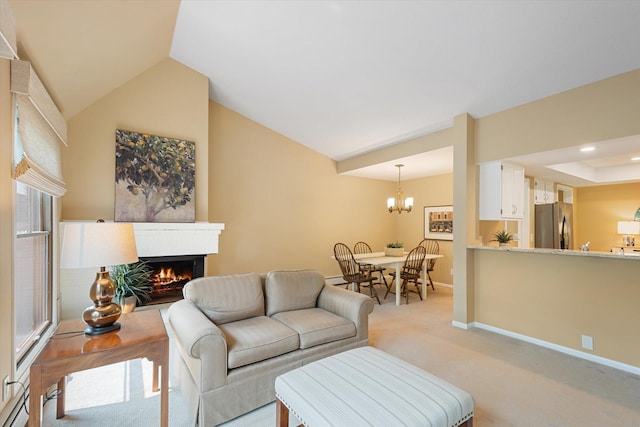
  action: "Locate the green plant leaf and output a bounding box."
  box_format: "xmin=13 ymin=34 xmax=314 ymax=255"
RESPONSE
xmin=109 ymin=261 xmax=153 ymax=306
xmin=490 ymin=230 xmax=513 ymax=243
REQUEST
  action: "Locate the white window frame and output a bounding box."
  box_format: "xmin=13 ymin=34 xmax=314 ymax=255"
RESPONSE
xmin=14 ymin=182 xmax=53 ymax=365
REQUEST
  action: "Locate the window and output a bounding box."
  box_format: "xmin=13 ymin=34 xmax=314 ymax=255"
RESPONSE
xmin=10 ymin=61 xmax=65 ymax=368
xmin=14 ymin=182 xmax=52 ymax=364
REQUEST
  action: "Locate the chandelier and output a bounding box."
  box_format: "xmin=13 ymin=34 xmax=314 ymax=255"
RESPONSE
xmin=387 ymin=164 xmax=413 ymax=214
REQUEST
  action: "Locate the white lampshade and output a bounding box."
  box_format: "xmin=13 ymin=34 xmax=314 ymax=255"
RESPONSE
xmin=617 ymin=221 xmax=640 ymax=235
xmin=387 ymin=197 xmax=395 ymax=209
xmin=61 ymin=222 xmax=138 ymax=269
xmin=405 ymin=197 xmax=414 ymax=208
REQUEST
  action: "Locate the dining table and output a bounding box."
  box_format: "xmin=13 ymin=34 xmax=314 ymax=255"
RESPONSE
xmin=353 ymin=251 xmax=444 ymax=306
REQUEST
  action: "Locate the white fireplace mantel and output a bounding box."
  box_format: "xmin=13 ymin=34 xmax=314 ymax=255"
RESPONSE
xmin=132 ymin=222 xmax=224 ymax=257
xmin=60 ymin=221 xmax=224 ymax=258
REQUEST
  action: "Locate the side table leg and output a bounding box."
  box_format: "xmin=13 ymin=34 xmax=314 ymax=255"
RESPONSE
xmin=276 ymin=398 xmax=289 ymax=427
xmin=153 ymin=361 xmax=159 ymax=392
xmin=28 ymin=367 xmax=41 ymax=427
xmin=160 ymin=344 xmax=169 ymax=427
xmin=56 ymin=377 xmax=66 ymax=419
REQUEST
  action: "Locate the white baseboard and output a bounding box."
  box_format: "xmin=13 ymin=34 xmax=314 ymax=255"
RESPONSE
xmin=325 ymin=276 xmax=347 ymax=286
xmin=433 ymin=281 xmax=452 ymax=288
xmin=451 ymin=320 xmax=471 ymax=330
xmin=1 ymin=391 xmax=28 ymax=427
xmin=463 ymin=321 xmax=640 ymax=376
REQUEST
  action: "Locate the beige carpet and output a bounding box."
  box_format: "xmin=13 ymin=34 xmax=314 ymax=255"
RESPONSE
xmin=42 ymin=285 xmax=640 ymax=426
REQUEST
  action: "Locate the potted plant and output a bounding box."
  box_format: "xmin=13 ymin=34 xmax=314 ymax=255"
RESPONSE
xmin=385 ymin=241 xmax=404 ymax=257
xmin=491 ymin=230 xmax=514 ymax=247
xmin=109 ymin=261 xmax=153 ymax=313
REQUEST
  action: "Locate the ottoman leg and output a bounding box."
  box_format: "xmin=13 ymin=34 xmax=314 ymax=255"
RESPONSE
xmin=276 ymin=398 xmax=289 ymax=427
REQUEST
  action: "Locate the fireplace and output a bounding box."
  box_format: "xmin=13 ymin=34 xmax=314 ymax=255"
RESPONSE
xmin=139 ymin=254 xmax=205 ymax=306
xmin=59 ymin=222 xmax=223 ymax=321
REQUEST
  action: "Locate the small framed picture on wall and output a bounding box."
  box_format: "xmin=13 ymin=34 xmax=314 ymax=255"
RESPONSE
xmin=424 ymin=205 xmax=453 ymax=240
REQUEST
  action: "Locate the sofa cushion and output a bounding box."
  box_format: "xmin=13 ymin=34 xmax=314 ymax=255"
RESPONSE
xmin=219 ymin=316 xmax=299 ymax=369
xmin=271 ymin=308 xmax=356 ymax=349
xmin=183 ymin=273 xmax=264 ymax=325
xmin=265 ymin=270 xmax=325 ymax=317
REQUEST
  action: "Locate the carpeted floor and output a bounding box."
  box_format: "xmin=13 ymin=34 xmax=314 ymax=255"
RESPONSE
xmin=41 ymin=284 xmax=640 ymax=426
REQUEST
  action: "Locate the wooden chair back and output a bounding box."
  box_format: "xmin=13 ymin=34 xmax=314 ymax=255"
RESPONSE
xmin=334 ymin=243 xmax=362 ymax=282
xmin=353 ymin=241 xmax=373 ymax=254
xmin=401 ymin=245 xmax=426 ymax=279
xmin=419 ymin=238 xmax=440 ymax=271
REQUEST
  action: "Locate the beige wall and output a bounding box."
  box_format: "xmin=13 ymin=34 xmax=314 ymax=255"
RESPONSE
xmin=478 ymin=220 xmax=520 ymax=247
xmin=207 ymin=101 xmax=399 ymax=277
xmin=59 ymin=58 xmax=209 ymax=320
xmin=62 ymin=58 xmax=209 ymax=221
xmin=397 ymin=174 xmax=454 ymax=284
xmin=475 ymin=69 xmax=640 ymax=162
xmin=575 ymin=182 xmax=640 ymax=252
xmin=452 ymin=113 xmax=477 ymax=324
xmin=474 ymin=249 xmax=640 ymax=367
xmin=470 ymin=69 xmax=640 ymax=367
xmin=207 ymin=101 xmax=454 ymax=281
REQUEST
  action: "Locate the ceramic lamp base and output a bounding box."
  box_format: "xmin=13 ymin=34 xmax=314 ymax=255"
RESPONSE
xmin=82 ymin=270 xmax=122 ymax=335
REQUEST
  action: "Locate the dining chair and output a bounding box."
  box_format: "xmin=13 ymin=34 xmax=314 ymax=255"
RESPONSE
xmin=334 ymin=243 xmax=381 ymax=304
xmin=353 ymin=241 xmax=389 ymax=293
xmin=384 ymin=245 xmax=426 ymax=304
xmin=388 ymin=238 xmax=440 ymax=292
xmin=419 ymin=238 xmax=439 ymax=291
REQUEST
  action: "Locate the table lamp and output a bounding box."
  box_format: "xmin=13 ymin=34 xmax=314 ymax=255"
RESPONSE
xmin=617 ymin=221 xmax=640 ymax=247
xmin=60 ymin=220 xmax=138 ymax=335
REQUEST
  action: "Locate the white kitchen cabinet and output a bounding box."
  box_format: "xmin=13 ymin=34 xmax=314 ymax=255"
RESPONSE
xmin=479 ymin=161 xmax=525 ymax=220
xmin=534 ymin=178 xmax=555 ymax=204
xmin=556 ymin=184 xmax=574 ymax=203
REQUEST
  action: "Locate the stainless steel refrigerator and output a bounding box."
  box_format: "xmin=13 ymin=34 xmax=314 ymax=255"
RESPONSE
xmin=535 ymin=202 xmax=573 ymax=249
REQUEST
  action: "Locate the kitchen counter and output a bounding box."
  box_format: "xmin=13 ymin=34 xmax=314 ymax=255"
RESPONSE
xmin=468 ymin=245 xmax=640 ymax=260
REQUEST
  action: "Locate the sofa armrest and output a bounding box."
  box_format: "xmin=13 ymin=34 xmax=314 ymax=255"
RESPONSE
xmin=316 ymin=284 xmax=374 ymax=341
xmin=167 ymin=299 xmax=228 ymax=391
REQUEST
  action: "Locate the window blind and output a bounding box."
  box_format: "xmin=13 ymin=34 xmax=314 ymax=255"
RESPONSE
xmin=11 ymin=60 xmax=66 ymax=196
xmin=0 ymin=0 xmax=17 ymax=59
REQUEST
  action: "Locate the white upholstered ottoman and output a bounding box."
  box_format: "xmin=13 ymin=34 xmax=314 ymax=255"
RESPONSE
xmin=275 ymin=346 xmax=474 ymax=427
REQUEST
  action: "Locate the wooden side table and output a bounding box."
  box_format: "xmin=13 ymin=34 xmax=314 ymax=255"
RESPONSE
xmin=29 ymin=309 xmax=169 ymax=427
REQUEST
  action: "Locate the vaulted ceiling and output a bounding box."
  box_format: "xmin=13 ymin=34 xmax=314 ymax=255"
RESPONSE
xmin=9 ymin=0 xmax=640 ymax=183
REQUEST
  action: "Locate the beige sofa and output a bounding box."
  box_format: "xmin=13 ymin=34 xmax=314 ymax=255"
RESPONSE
xmin=166 ymin=270 xmax=374 ymax=426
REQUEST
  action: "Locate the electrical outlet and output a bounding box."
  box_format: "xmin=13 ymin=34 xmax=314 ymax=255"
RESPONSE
xmin=581 ymin=335 xmax=594 ymax=350
xmin=2 ymin=375 xmax=10 ymax=401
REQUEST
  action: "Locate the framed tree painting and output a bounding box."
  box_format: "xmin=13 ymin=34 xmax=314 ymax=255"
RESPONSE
xmin=424 ymin=205 xmax=453 ymax=240
xmin=115 ymin=129 xmax=195 ymax=222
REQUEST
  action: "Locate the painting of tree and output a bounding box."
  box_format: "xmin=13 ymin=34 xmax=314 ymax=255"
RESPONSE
xmin=115 ymin=129 xmax=195 ymax=222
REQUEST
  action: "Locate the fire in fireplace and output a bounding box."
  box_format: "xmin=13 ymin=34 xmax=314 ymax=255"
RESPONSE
xmin=139 ymin=254 xmax=205 ymax=305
